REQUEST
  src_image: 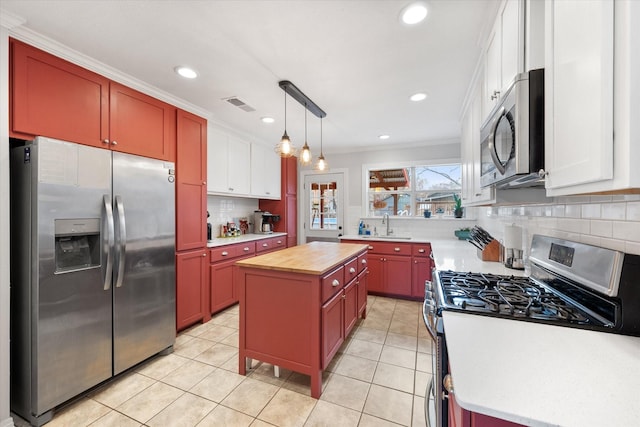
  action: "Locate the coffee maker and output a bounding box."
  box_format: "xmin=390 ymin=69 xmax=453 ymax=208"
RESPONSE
xmin=503 ymin=224 xmax=524 ymax=270
xmin=254 ymin=211 xmax=280 ymax=234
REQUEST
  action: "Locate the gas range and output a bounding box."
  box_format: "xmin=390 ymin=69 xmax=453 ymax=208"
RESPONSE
xmin=428 ymin=235 xmax=640 ymax=336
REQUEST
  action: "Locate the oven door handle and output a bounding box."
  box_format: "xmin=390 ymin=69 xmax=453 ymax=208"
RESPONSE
xmin=488 ymin=106 xmax=508 ymax=175
xmin=425 ymin=375 xmax=434 ymax=427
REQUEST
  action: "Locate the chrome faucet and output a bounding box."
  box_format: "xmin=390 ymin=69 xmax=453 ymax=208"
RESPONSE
xmin=382 ymin=213 xmax=392 ymax=236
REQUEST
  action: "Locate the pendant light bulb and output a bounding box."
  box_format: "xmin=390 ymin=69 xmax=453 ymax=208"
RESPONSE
xmin=299 ymin=105 xmax=313 ymax=166
xmin=275 ymin=88 xmax=296 ymax=157
xmin=314 ymin=117 xmax=328 ymax=171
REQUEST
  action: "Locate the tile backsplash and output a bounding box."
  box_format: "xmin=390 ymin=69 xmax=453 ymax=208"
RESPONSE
xmin=207 ymin=196 xmax=259 ymax=237
xmin=475 ymin=194 xmax=640 ymax=256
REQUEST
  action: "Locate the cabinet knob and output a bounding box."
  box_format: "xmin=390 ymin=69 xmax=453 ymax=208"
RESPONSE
xmin=243 ymin=247 xmax=250 ymax=251
xmin=332 ymin=279 xmax=340 ymax=287
xmin=538 ymin=169 xmax=548 ymax=178
xmin=349 ymin=267 xmax=356 ymax=274
xmin=203 ymin=181 xmax=206 ymax=185
xmin=419 ymin=249 xmax=425 ymax=253
xmin=342 ymin=294 xmax=346 ymax=299
xmin=202 ymin=253 xmax=206 ymax=257
xmin=277 ymin=240 xmax=282 ymax=244
xmin=221 ymin=251 xmax=229 ymax=256
xmin=361 ymin=259 xmax=367 ymax=265
xmin=368 ymin=245 xmax=373 ymax=250
xmin=475 ymin=193 xmax=482 ymax=196
xmin=229 ymin=187 xmax=234 ymax=191
xmin=111 ymin=140 xmax=118 ymax=146
xmin=266 ymin=191 xmax=270 ymax=195
xmin=262 ymin=243 xmax=268 ymax=247
xmin=394 ymin=247 xmax=400 ymax=252
xmin=102 ymin=139 xmax=110 ymax=144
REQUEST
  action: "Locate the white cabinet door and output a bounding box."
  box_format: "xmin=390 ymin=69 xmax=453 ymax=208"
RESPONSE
xmin=207 ymin=124 xmax=230 ymax=194
xmin=501 ymin=0 xmax=521 ymax=89
xmin=250 ymin=143 xmax=281 ymax=199
xmin=545 ymin=0 xmax=614 ymax=193
xmin=482 ymin=0 xmax=523 ymax=121
xmin=207 ymin=124 xmax=251 ymax=196
xmin=227 ymin=135 xmax=251 ymax=195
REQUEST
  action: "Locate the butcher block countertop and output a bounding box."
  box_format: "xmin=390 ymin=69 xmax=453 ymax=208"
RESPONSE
xmin=235 ymin=241 xmax=368 ymax=275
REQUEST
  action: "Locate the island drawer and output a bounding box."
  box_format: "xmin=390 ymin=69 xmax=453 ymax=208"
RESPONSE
xmin=344 ymin=257 xmax=358 ymax=283
xmin=365 ymin=241 xmax=412 ymax=256
xmin=322 ymin=265 xmax=345 ymax=303
xmin=357 ymin=252 xmax=368 ymax=273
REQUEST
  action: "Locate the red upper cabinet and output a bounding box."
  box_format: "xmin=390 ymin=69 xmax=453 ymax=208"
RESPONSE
xmin=176 ymin=109 xmax=207 ymax=252
xmin=10 ymin=39 xmax=176 ymax=162
xmin=10 ymin=38 xmax=109 ymax=146
xmin=109 ymin=82 xmax=176 ymax=161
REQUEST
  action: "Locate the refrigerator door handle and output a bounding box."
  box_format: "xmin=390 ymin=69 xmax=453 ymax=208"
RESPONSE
xmin=103 ymin=195 xmax=115 ymax=290
xmin=114 ymin=195 xmax=127 ymax=288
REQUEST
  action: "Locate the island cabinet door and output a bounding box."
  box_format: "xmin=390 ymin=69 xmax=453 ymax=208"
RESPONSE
xmin=343 ymin=279 xmax=358 ymax=337
xmin=321 ymin=290 xmax=344 ymax=369
xmin=356 ymin=270 xmax=368 ymax=317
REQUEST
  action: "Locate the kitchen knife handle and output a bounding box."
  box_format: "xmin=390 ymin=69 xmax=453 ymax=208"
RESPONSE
xmin=114 ymin=195 xmax=127 ymax=288
xmin=103 ymin=195 xmax=114 ymax=290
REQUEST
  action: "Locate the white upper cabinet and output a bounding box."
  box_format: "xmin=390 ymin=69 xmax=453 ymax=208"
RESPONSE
xmin=207 ymin=123 xmax=251 ymax=196
xmin=483 ymin=0 xmax=524 ymax=119
xmin=462 ymin=71 xmax=496 ymax=207
xmin=250 ymin=143 xmax=281 ymax=199
xmin=544 ymin=0 xmax=639 ymax=196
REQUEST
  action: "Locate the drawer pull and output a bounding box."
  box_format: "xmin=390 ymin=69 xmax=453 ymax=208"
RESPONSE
xmin=361 ymin=259 xmax=367 ymax=265
xmin=243 ymin=247 xmax=250 ymax=251
xmin=332 ymin=279 xmax=340 ymax=287
xmin=419 ymin=248 xmax=425 ymax=253
xmin=221 ymin=251 xmax=229 ymax=256
xmin=349 ymin=267 xmax=356 ymax=274
xmin=368 ymin=245 xmax=373 ymax=250
xmin=262 ymin=243 xmax=268 ymax=247
xmin=394 ymin=247 xmax=400 ymax=252
xmin=277 ymin=240 xmax=282 ymax=244
xmin=202 ymin=253 xmax=206 ymax=257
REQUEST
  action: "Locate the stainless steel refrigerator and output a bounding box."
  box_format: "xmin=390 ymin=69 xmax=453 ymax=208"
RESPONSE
xmin=10 ymin=137 xmax=176 ymax=426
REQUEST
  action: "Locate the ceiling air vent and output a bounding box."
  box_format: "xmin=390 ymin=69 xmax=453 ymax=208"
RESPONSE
xmin=224 ymin=97 xmax=256 ymax=112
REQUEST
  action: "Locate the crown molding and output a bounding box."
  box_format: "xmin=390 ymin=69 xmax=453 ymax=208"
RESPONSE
xmin=7 ymin=23 xmax=212 ymax=120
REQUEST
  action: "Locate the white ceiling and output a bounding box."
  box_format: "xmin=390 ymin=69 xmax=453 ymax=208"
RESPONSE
xmin=2 ymin=0 xmax=499 ymax=154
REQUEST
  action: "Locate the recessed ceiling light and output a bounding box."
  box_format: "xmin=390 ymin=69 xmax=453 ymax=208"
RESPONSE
xmin=401 ymin=2 xmax=428 ymax=25
xmin=410 ymin=92 xmax=428 ymax=102
xmin=379 ymin=135 xmax=390 ymax=140
xmin=261 ymin=116 xmax=275 ymax=124
xmin=174 ymin=66 xmax=198 ymax=79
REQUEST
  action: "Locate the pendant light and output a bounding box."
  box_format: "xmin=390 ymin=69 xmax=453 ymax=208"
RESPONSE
xmin=275 ymin=87 xmax=296 ymax=157
xmin=315 ymin=117 xmax=328 ymax=171
xmin=299 ymin=104 xmax=312 ymax=166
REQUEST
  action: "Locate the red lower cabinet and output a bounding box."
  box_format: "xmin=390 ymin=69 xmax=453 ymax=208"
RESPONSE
xmin=209 ymin=259 xmax=236 ymax=313
xmin=321 ymin=290 xmax=344 ymax=368
xmin=176 ymin=249 xmax=209 ymax=331
xmin=449 ymin=392 xmax=525 ymax=427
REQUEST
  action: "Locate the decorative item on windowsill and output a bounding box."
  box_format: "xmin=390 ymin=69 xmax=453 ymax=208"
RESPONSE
xmin=453 ymin=194 xmax=464 ymax=218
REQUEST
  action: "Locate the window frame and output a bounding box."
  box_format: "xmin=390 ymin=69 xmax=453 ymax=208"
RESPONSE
xmin=362 ymin=159 xmax=462 ymax=218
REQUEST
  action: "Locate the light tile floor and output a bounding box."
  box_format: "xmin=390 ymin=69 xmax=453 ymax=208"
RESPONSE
xmin=13 ymin=295 xmax=433 ymax=427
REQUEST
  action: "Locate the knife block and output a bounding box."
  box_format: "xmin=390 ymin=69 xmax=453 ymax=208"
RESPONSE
xmin=477 ymin=239 xmax=503 ymax=262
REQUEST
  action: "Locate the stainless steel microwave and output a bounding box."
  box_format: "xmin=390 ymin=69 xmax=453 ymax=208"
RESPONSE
xmin=480 ymin=68 xmax=544 ymax=188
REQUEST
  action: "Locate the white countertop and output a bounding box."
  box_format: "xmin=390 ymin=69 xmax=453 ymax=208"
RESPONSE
xmin=207 ymin=232 xmax=287 ymax=248
xmin=421 ymin=238 xmax=640 ymax=426
xmin=443 ymin=311 xmax=640 ymax=427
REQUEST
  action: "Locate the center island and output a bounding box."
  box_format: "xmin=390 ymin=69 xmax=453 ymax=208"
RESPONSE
xmin=236 ymin=241 xmax=369 ymax=398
